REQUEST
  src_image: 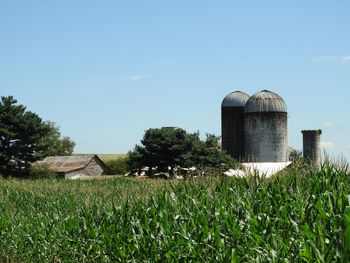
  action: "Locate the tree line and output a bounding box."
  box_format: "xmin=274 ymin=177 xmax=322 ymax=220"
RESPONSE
xmin=1 ymin=96 xmax=236 ymax=178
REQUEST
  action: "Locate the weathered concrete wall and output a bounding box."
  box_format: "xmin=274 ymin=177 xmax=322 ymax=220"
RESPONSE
xmin=244 ymin=112 xmax=288 ymax=162
xmin=221 ymin=107 xmax=245 ymax=160
xmin=302 ymin=130 xmax=322 ymax=167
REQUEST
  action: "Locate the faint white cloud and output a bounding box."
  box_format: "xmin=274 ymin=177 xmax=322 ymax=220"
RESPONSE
xmin=341 ymin=56 xmax=350 ymax=62
xmin=313 ymin=56 xmax=350 ymax=63
xmin=345 ymin=145 xmax=350 ymax=150
xmin=127 ymin=74 xmax=146 ymax=81
xmin=322 ymin=122 xmax=335 ymax=128
xmin=320 ymin=141 xmax=336 ymax=149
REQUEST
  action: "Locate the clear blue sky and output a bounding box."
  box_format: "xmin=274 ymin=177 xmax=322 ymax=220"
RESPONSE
xmin=1 ymin=1 xmax=349 ymax=161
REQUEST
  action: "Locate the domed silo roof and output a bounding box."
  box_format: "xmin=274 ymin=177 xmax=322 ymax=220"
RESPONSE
xmin=221 ymin=91 xmax=250 ymax=107
xmin=244 ymin=90 xmax=287 ymax=113
xmin=221 ymin=91 xmax=249 ymax=160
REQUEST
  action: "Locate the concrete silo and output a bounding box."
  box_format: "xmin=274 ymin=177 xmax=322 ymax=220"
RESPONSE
xmin=302 ymin=130 xmax=322 ymax=167
xmin=221 ymin=91 xmax=250 ymax=160
xmin=244 ymin=90 xmax=288 ymax=162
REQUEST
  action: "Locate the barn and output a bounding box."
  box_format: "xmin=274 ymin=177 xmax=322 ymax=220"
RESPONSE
xmin=34 ymin=154 xmax=105 ymax=179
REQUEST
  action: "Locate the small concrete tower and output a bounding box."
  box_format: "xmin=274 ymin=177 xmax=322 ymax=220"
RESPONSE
xmin=302 ymin=130 xmax=322 ymax=167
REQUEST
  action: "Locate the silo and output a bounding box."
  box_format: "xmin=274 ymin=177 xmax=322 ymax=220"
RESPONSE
xmin=244 ymin=90 xmax=288 ymax=162
xmin=221 ymin=91 xmax=250 ymax=160
xmin=302 ymin=130 xmax=322 ymax=167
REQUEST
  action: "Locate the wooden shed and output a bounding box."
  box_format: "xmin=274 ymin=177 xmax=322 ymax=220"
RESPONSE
xmin=34 ymin=154 xmax=105 ymax=179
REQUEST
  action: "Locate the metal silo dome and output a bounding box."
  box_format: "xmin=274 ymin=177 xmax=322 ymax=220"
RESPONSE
xmin=221 ymin=91 xmax=250 ymax=107
xmin=221 ymin=91 xmax=250 ymax=160
xmin=244 ymin=90 xmax=287 ymax=113
xmin=244 ymin=90 xmax=288 ymax=162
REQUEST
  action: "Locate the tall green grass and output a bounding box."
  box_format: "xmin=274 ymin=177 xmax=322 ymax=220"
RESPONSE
xmin=1 ymin=163 xmax=350 ymax=262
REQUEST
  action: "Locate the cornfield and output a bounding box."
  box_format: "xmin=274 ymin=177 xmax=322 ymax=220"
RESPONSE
xmin=1 ymin=163 xmax=350 ymax=262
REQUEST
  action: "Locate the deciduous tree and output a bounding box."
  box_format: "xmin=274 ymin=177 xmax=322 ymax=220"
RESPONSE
xmin=38 ymin=121 xmax=75 ymax=157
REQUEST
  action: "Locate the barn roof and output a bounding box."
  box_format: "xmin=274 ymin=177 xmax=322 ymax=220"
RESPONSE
xmin=34 ymin=154 xmax=105 ymax=173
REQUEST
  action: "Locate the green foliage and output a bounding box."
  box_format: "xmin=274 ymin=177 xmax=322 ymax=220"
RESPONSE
xmin=289 ymin=149 xmax=303 ymax=162
xmin=182 ymin=133 xmax=236 ymax=169
xmin=128 ymin=127 xmax=236 ymax=174
xmin=28 ymin=165 xmax=58 ymax=179
xmin=0 ymin=96 xmax=50 ymax=177
xmin=128 ymin=127 xmax=192 ymax=171
xmin=103 ymin=158 xmax=129 ymax=175
xmin=38 ymin=121 xmax=75 ymax=157
xmin=0 ymin=96 xmax=75 ymax=177
xmin=0 ymin=163 xmax=350 ymax=261
xmin=289 ymin=149 xmax=310 ymax=172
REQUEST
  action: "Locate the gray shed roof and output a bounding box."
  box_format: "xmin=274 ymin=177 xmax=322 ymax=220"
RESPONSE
xmin=244 ymin=90 xmax=287 ymax=113
xmin=221 ymin=91 xmax=250 ymax=107
xmin=34 ymin=154 xmax=105 ymax=173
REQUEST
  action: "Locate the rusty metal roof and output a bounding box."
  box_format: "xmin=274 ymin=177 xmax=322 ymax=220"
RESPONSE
xmin=244 ymin=90 xmax=287 ymax=113
xmin=34 ymin=154 xmax=101 ymax=173
xmin=221 ymin=91 xmax=250 ymax=107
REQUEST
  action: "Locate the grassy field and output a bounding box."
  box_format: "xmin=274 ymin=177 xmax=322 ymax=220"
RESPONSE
xmin=1 ymin=163 xmax=350 ymax=262
xmin=97 ymin=154 xmax=127 ymax=162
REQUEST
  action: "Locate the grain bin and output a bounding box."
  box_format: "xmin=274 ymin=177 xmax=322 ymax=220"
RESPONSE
xmin=244 ymin=90 xmax=288 ymax=162
xmin=221 ymin=91 xmax=250 ymax=160
xmin=302 ymin=130 xmax=322 ymax=167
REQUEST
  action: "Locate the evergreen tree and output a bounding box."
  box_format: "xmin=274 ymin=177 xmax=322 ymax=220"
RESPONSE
xmin=128 ymin=127 xmax=236 ymax=176
xmin=0 ymin=96 xmax=75 ymax=177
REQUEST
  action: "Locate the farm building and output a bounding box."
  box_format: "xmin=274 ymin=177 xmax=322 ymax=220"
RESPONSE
xmin=34 ymin=154 xmax=105 ymax=179
xmin=221 ymin=90 xmax=288 ymax=162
